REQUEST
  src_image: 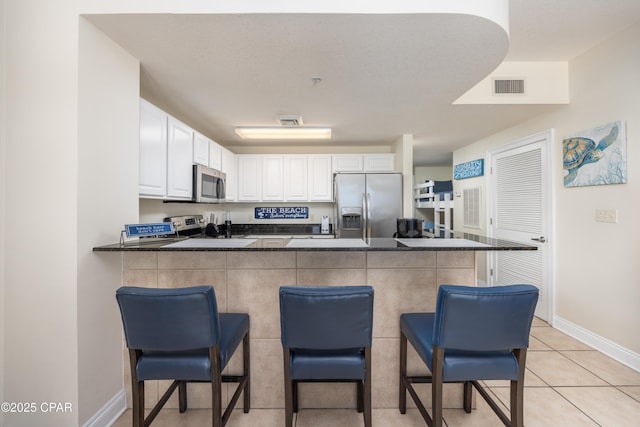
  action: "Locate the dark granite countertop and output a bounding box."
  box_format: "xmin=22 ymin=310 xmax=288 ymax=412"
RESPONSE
xmin=93 ymin=232 xmax=537 ymax=252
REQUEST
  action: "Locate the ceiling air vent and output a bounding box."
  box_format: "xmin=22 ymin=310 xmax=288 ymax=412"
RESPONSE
xmin=278 ymin=115 xmax=304 ymax=127
xmin=492 ymin=78 xmax=526 ymax=95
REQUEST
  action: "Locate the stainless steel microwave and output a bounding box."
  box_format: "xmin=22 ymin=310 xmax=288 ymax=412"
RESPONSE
xmin=193 ymin=164 xmax=226 ymax=203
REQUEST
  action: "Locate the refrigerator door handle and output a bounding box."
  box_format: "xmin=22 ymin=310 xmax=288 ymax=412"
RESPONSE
xmin=362 ymin=193 xmax=367 ymax=240
xmin=366 ymin=192 xmax=372 ymax=240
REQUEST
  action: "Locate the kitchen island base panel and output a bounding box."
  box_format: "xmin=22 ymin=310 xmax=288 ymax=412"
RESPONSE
xmin=121 ymin=250 xmax=476 ymax=410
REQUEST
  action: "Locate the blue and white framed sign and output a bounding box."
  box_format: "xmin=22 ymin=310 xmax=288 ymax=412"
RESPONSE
xmin=255 ymin=207 xmax=309 ymax=220
xmin=454 ymin=159 xmax=484 ymax=180
xmin=125 ymin=222 xmax=175 ymax=238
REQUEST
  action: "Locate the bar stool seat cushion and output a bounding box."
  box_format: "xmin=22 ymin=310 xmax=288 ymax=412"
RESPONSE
xmin=400 ymin=312 xmax=518 ymax=382
xmin=136 ymin=313 xmax=249 ymax=381
xmin=290 ymin=349 xmax=366 ymax=380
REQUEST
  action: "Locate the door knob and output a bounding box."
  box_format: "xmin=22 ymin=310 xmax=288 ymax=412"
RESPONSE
xmin=531 ymin=236 xmax=546 ymax=243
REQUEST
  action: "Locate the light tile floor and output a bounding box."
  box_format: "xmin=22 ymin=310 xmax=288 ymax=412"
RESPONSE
xmin=111 ymin=318 xmax=640 ymax=426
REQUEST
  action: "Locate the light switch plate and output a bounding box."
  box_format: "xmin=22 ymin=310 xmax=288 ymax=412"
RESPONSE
xmin=595 ymin=208 xmax=618 ymax=223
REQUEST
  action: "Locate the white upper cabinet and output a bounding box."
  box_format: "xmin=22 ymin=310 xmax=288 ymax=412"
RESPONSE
xmin=331 ymin=153 xmax=395 ymax=173
xmin=139 ymin=99 xmax=168 ymax=198
xmin=262 ymin=155 xmax=285 ymax=201
xmin=236 ymin=154 xmax=332 ymax=202
xmin=209 ymin=140 xmax=222 ymax=171
xmin=221 ymin=147 xmax=237 ymax=202
xmin=237 ymin=155 xmax=262 ymax=201
xmin=193 ymin=131 xmax=210 ymax=166
xmin=332 ymin=154 xmax=363 ymax=172
xmin=308 ymin=155 xmax=333 ymax=201
xmin=364 ymin=154 xmax=395 ymax=172
xmin=284 ymin=155 xmax=308 ymax=201
xmin=166 ymin=116 xmax=194 ymax=199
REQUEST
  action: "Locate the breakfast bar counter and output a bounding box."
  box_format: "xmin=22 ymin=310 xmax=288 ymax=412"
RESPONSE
xmin=93 ymin=233 xmax=536 ymax=252
xmin=95 ymin=235 xmax=536 ymax=412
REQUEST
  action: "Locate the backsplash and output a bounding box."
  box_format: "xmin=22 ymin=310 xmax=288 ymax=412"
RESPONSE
xmin=139 ymin=198 xmax=334 ymax=225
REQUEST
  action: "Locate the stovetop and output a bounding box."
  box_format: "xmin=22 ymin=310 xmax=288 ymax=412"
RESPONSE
xmin=163 ymin=214 xmax=206 ymax=237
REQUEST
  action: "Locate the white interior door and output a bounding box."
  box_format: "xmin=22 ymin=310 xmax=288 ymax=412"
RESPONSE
xmin=488 ymin=130 xmax=553 ymax=321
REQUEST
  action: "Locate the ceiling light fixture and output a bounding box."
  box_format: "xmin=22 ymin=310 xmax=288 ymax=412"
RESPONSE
xmin=235 ymin=127 xmax=332 ymax=140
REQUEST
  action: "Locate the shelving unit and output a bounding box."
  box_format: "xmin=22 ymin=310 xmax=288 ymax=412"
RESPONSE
xmin=414 ymin=181 xmax=454 ymax=235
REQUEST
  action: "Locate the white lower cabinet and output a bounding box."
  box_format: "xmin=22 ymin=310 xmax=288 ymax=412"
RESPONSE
xmin=260 ymin=238 xmax=288 ymax=248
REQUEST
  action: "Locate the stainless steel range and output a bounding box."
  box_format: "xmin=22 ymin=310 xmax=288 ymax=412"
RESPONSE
xmin=163 ymin=215 xmax=206 ymax=237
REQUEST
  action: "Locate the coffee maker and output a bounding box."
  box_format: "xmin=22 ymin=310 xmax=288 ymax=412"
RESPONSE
xmin=394 ymin=218 xmax=422 ymax=238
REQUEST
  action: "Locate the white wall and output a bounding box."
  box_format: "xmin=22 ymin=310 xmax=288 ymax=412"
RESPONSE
xmin=77 ymin=18 xmax=139 ymax=425
xmin=453 ymin=22 xmax=640 ymax=360
xmin=0 ymin=0 xmax=6 ymax=423
xmin=2 ymin=5 xmax=140 ymax=427
xmin=4 ymin=2 xmax=80 ymax=426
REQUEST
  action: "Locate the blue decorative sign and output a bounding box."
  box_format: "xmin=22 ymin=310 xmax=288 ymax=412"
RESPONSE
xmin=255 ymin=207 xmax=309 ymax=220
xmin=125 ymin=222 xmax=175 ymax=238
xmin=454 ymin=159 xmax=484 ymax=180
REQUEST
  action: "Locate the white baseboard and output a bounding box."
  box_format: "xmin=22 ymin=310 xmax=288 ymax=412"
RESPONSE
xmin=553 ymin=315 xmax=640 ymax=372
xmin=82 ymin=389 xmax=126 ymax=427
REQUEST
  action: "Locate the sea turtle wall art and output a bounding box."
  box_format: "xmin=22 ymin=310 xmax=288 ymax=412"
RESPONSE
xmin=562 ymin=120 xmax=626 ymax=187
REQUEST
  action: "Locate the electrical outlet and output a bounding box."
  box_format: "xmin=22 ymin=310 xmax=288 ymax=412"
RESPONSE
xmin=595 ymin=208 xmax=618 ymax=223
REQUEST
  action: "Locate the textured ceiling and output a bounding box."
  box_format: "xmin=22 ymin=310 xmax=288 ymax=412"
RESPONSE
xmin=87 ymin=2 xmax=640 ymax=166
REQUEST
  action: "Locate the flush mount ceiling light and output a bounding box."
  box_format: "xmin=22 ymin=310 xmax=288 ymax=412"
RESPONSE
xmin=234 ymin=127 xmax=332 ymax=140
xmin=235 ymin=115 xmax=331 ymax=140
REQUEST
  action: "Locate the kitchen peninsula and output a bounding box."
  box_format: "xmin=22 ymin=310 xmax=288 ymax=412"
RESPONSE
xmin=94 ymin=235 xmax=535 ymax=412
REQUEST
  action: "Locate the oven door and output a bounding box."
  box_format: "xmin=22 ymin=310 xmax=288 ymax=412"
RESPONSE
xmin=194 ymin=165 xmax=226 ymax=203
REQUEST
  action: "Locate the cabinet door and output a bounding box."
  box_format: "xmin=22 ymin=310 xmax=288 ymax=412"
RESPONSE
xmin=285 ymin=155 xmax=308 ymax=201
xmin=332 ymin=154 xmax=363 ymax=172
xmin=262 ymin=155 xmax=284 ymax=201
xmin=221 ymin=147 xmax=236 ymax=201
xmin=167 ymin=116 xmax=194 ymax=199
xmin=209 ymin=140 xmax=222 ymax=170
xmin=364 ymin=154 xmax=395 ymax=172
xmin=237 ymin=155 xmax=262 ymax=201
xmin=193 ymin=132 xmax=210 ymax=166
xmin=139 ymin=99 xmax=168 ymax=197
xmin=308 ymin=155 xmax=333 ymax=201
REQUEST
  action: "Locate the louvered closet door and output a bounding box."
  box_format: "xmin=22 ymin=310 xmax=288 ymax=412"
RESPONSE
xmin=489 ymin=133 xmax=550 ymax=321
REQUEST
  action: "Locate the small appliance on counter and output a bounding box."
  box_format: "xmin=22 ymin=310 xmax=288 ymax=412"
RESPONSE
xmin=394 ymin=218 xmax=422 ymax=238
xmin=205 ymin=222 xmax=220 ymax=237
xmin=321 ymin=216 xmax=331 ymax=234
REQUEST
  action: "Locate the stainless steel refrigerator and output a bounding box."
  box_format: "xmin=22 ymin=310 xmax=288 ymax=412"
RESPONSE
xmin=334 ymin=173 xmax=403 ymax=239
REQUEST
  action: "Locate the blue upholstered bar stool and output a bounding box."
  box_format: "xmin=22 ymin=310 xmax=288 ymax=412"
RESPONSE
xmin=279 ymin=286 xmax=374 ymax=427
xmin=399 ymin=284 xmax=539 ymax=427
xmin=116 ymin=286 xmax=250 ymax=427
